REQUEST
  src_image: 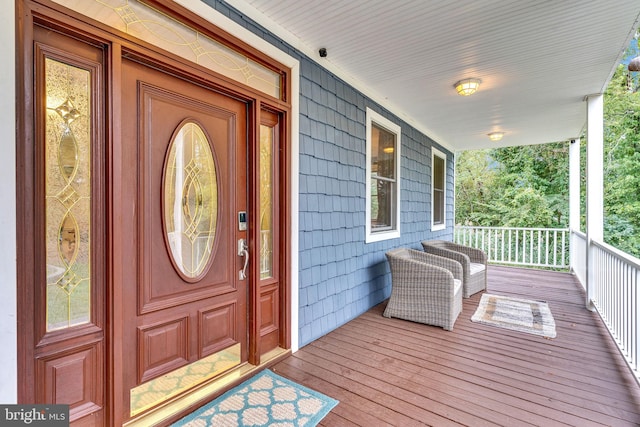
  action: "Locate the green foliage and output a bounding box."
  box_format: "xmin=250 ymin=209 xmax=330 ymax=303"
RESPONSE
xmin=455 ymin=142 xmax=569 ymax=228
xmin=454 ymin=149 xmax=500 ymax=225
xmin=601 ymin=62 xmax=640 ymax=257
xmin=500 ymin=187 xmax=555 ymax=227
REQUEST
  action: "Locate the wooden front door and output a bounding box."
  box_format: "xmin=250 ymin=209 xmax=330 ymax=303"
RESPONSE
xmin=118 ymin=57 xmax=249 ymax=417
xmin=20 ymin=2 xmax=291 ymax=424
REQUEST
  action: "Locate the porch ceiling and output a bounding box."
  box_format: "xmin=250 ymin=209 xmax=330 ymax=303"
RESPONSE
xmin=226 ymin=0 xmax=640 ymax=151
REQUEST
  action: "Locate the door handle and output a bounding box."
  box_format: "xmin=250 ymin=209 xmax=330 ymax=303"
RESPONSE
xmin=238 ymin=239 xmax=249 ymax=280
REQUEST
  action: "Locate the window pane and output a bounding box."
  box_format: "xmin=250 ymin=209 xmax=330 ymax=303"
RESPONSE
xmin=163 ymin=121 xmax=218 ymax=280
xmin=371 ymin=178 xmax=393 ymax=229
xmin=259 ymin=124 xmax=274 ymax=279
xmin=45 ymin=58 xmax=91 ymax=331
xmin=434 ymin=189 xmax=444 ymax=225
xmin=372 ymin=124 xmax=395 ymax=179
xmin=434 ymin=155 xmax=445 ymax=190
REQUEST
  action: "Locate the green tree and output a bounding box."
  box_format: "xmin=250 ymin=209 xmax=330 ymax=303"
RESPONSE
xmin=602 ymin=62 xmax=640 ymax=256
xmin=490 ymin=143 xmax=569 ymax=226
xmin=455 ymin=142 xmax=569 ymax=228
xmin=454 ymin=149 xmax=501 ymax=225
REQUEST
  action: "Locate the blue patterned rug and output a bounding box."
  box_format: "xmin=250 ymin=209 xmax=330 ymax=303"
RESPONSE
xmin=171 ymin=370 xmax=338 ymax=427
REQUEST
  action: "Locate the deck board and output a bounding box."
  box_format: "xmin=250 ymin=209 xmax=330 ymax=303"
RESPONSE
xmin=272 ymin=265 xmax=640 ymax=426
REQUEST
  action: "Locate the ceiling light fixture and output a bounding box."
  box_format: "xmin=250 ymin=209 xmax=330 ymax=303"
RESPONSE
xmin=488 ymin=132 xmax=505 ymax=142
xmin=454 ymin=78 xmax=481 ymax=96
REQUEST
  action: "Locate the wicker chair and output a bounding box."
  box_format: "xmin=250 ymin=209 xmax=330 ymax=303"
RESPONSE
xmin=421 ymin=240 xmax=487 ymax=298
xmin=383 ymin=248 xmax=463 ymax=331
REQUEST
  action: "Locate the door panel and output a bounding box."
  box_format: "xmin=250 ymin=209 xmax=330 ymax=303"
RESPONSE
xmin=135 ymin=81 xmax=239 ymax=314
xmin=120 ymin=57 xmax=248 ymax=415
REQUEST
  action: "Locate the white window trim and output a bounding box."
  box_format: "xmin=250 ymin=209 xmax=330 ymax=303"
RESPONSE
xmin=365 ymin=108 xmax=401 ymax=243
xmin=431 ymin=147 xmax=446 ymax=231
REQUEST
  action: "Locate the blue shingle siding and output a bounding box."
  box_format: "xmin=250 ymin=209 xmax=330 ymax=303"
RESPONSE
xmin=204 ymin=0 xmax=455 ymax=347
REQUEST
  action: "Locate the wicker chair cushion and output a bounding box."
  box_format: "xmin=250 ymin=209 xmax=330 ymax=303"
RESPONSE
xmin=453 ymin=279 xmax=462 ymax=294
xmin=470 ymin=262 xmax=486 ymax=276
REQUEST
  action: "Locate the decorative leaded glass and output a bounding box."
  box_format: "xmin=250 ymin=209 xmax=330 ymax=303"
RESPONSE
xmin=163 ymin=121 xmax=218 ymax=280
xmin=52 ymin=0 xmax=282 ymax=98
xmin=259 ymin=124 xmax=274 ymax=279
xmin=45 ymin=58 xmax=92 ymax=331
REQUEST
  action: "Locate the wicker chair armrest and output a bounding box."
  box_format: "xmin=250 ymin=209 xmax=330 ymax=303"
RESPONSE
xmin=408 ymin=250 xmax=463 ymax=282
xmin=421 ymin=242 xmax=470 ymax=266
xmin=446 ymin=242 xmax=487 ymax=265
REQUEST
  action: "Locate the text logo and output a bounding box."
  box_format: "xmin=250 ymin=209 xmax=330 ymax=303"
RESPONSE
xmin=0 ymin=405 xmax=69 ymax=426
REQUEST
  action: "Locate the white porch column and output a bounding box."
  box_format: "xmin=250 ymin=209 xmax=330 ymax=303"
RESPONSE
xmin=585 ymin=94 xmax=604 ymax=310
xmin=569 ymin=139 xmax=581 ymax=232
xmin=568 ymin=138 xmax=581 ymax=276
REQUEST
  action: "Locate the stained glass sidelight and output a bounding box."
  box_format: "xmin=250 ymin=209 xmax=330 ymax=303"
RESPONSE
xmin=45 ymin=58 xmax=92 ymax=331
xmin=259 ymin=124 xmax=274 ymax=279
xmin=163 ymin=121 xmax=218 ymax=280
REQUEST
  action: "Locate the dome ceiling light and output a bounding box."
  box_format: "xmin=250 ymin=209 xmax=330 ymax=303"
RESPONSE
xmin=488 ymin=132 xmax=505 ymax=142
xmin=454 ymin=78 xmax=481 ymax=96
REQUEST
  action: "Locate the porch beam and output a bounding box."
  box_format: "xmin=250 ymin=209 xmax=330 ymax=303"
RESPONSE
xmin=585 ymin=93 xmax=604 ymax=310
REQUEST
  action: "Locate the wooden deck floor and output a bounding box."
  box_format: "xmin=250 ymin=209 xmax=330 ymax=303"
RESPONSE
xmin=272 ymin=265 xmax=640 ymax=426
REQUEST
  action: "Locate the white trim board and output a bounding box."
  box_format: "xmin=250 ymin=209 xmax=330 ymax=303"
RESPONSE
xmin=0 ymin=0 xmax=17 ymax=404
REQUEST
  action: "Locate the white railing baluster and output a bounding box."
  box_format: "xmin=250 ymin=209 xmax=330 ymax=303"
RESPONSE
xmin=529 ymin=229 xmax=534 ymax=265
xmin=537 ymin=230 xmax=542 ymax=266
xmin=544 ymin=229 xmax=549 ymax=266
xmin=561 ymin=230 xmax=566 ymax=268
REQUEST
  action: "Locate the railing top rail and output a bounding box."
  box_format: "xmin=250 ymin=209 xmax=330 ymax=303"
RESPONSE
xmin=591 ymin=239 xmax=640 ymax=270
xmin=569 ymin=229 xmax=587 ymax=239
xmin=456 ymin=226 xmax=569 ymax=232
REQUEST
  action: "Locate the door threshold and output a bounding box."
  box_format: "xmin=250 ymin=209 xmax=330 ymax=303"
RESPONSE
xmin=123 ymin=347 xmax=291 ymax=427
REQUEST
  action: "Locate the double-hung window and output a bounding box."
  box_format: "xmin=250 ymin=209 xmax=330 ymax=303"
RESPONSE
xmin=366 ymin=108 xmax=401 ymax=242
xmin=431 ymin=147 xmax=447 ymax=230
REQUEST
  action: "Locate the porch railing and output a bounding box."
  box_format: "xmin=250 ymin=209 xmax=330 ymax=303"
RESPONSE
xmin=590 ymin=239 xmax=640 ymax=382
xmin=454 ymin=226 xmax=569 ymax=269
xmin=570 ymin=230 xmax=587 ymax=288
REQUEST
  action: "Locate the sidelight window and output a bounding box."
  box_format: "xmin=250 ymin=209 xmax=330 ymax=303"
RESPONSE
xmin=45 ymin=58 xmax=92 ymax=331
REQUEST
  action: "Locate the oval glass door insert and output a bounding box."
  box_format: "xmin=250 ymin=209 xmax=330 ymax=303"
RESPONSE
xmin=163 ymin=120 xmax=218 ymax=281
